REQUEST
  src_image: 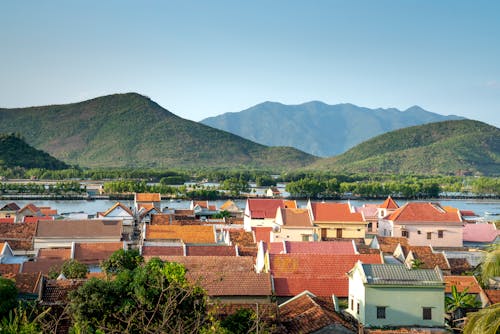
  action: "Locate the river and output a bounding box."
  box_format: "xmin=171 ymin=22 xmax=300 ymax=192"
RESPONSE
xmin=1 ymin=198 xmax=499 ymax=218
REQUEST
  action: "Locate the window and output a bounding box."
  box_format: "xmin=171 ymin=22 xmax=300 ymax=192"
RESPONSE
xmin=302 ymin=234 xmax=310 ymax=242
xmin=423 ymin=307 xmax=432 ymax=320
xmin=357 ymin=302 xmax=360 ymax=315
xmin=377 ymin=306 xmax=386 ymax=319
xmin=427 ymin=232 xmax=432 ymax=240
xmin=402 ymin=230 xmax=409 ymax=238
xmin=438 ymin=230 xmax=444 ymax=238
xmin=351 ymin=299 xmax=354 ymax=310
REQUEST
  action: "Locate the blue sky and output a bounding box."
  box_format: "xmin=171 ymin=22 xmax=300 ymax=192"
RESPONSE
xmin=1 ymin=1 xmax=499 ymax=127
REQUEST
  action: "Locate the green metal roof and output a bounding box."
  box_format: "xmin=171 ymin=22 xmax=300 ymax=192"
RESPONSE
xmin=362 ymin=263 xmax=444 ymax=286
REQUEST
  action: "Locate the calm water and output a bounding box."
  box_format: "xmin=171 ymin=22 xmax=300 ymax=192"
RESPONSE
xmin=2 ymin=198 xmax=499 ymax=217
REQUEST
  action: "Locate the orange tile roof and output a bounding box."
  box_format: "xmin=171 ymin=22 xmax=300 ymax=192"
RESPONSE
xmin=142 ymin=245 xmax=184 ymax=256
xmin=0 ymin=218 xmax=15 ymax=224
xmin=228 ymin=229 xmax=255 ymax=246
xmin=145 ymin=225 xmax=216 ymax=243
xmin=375 ymin=236 xmax=409 ymax=253
xmin=101 ymin=202 xmax=133 ymax=217
xmin=379 ymin=196 xmax=399 ymax=209
xmin=38 ymin=248 xmax=71 ymax=260
xmin=186 ymin=245 xmax=237 ymax=256
xmin=193 ymin=200 xmax=209 ymax=209
xmin=252 ymin=226 xmax=272 ymax=244
xmin=310 ymin=202 xmax=363 ymax=222
xmin=158 ymin=255 xmax=255 ymax=272
xmin=73 ymin=242 xmax=124 ymax=264
xmin=19 ymin=203 xmax=40 ymax=214
xmin=39 ymin=208 xmax=58 ymax=216
xmin=279 ymin=208 xmax=313 ymax=227
xmin=187 ymin=271 xmax=272 ymax=296
xmin=445 ymin=275 xmax=483 ymax=294
xmin=284 ymin=200 xmax=298 ymax=209
xmin=24 ymin=216 xmax=53 ymax=223
xmin=12 ymin=272 xmax=43 ymax=294
xmin=21 ymin=259 xmax=65 ymax=275
xmin=0 ymin=242 xmax=5 ymax=252
xmin=135 ymin=193 xmax=161 ymax=202
xmin=220 ymin=200 xmax=240 ymax=212
xmin=406 ymin=246 xmax=450 ymax=270
xmin=387 ymin=202 xmax=462 ymax=224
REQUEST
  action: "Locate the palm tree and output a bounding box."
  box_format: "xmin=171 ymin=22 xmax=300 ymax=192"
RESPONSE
xmin=463 ymin=303 xmax=500 ymax=334
xmin=478 ymin=244 xmax=500 ymax=287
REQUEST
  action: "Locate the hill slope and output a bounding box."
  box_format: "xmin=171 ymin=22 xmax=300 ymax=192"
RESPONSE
xmin=0 ymin=93 xmax=316 ymax=169
xmin=0 ymin=134 xmax=69 ymax=170
xmin=309 ymin=120 xmax=500 ymax=175
xmin=201 ymin=101 xmax=464 ymax=157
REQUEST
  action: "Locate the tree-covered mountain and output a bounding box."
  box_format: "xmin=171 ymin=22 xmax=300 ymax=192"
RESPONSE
xmin=0 ymin=93 xmax=316 ymax=169
xmin=308 ymin=120 xmax=500 ymax=175
xmin=201 ymin=101 xmax=464 ymax=157
xmin=0 ymin=133 xmax=69 ymax=170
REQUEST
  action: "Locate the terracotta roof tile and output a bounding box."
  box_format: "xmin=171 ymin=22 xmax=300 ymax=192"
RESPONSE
xmin=237 ymin=246 xmax=258 ymax=257
xmin=220 ymin=200 xmax=240 ymax=212
xmin=405 ymin=246 xmax=450 ymax=270
xmin=228 ymin=229 xmax=255 ymax=246
xmin=247 ymin=199 xmax=287 ymax=219
xmin=270 ymin=253 xmax=383 ymax=297
xmin=24 ymin=216 xmax=54 ymax=223
xmin=145 ymin=225 xmax=215 ymax=243
xmin=39 ymin=208 xmax=58 ymax=216
xmin=135 ymin=193 xmax=161 ymax=202
xmin=154 ymin=255 xmax=255 ymax=272
xmin=21 ymin=259 xmax=65 ymax=275
xmin=284 ymin=200 xmax=298 ymax=209
xmin=379 ymin=196 xmax=399 ymax=209
xmin=41 ymin=279 xmax=85 ymax=305
xmin=38 ymin=248 xmax=71 ymax=260
xmin=445 ymin=275 xmax=483 ymax=294
xmin=485 ymin=289 xmax=500 ymax=304
xmin=310 ymin=202 xmax=363 ymax=222
xmin=0 ymin=222 xmax=36 ymax=250
xmin=151 ymin=214 xmax=171 ymax=225
xmin=279 ymin=292 xmax=355 ymax=334
xmin=73 ymin=242 xmax=124 ymax=264
xmin=0 ymin=218 xmax=15 ymax=224
xmin=12 ymin=272 xmax=42 ymax=294
xmin=193 ymin=200 xmax=209 ymax=209
xmin=19 ymin=203 xmax=40 ymax=215
xmin=0 ymin=202 xmax=20 ymax=211
xmin=142 ymin=245 xmax=184 ymax=256
xmin=447 ymin=258 xmax=472 ymax=275
xmin=0 ymin=263 xmax=21 ymax=275
xmin=36 ymin=220 xmax=122 ymax=238
xmin=252 ymin=227 xmax=272 ymax=244
xmin=278 ymin=208 xmax=313 ymax=227
xmin=388 ymin=202 xmax=462 ymax=224
xmin=185 ymin=245 xmax=237 ymax=256
xmin=375 ymin=236 xmax=408 ymax=253
xmin=187 ymin=271 xmax=272 ymax=296
xmin=284 ymin=241 xmax=356 ymax=254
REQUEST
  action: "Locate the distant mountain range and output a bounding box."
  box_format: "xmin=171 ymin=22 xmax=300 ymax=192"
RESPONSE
xmin=201 ymin=101 xmax=465 ymax=157
xmin=0 ymin=133 xmax=69 ymax=170
xmin=309 ymin=119 xmax=500 ymax=175
xmin=0 ymin=93 xmax=316 ymax=169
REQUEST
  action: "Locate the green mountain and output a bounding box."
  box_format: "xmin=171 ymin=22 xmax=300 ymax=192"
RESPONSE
xmin=0 ymin=93 xmax=316 ymax=169
xmin=201 ymin=101 xmax=464 ymax=157
xmin=0 ymin=133 xmax=69 ymax=170
xmin=309 ymin=120 xmax=500 ymax=175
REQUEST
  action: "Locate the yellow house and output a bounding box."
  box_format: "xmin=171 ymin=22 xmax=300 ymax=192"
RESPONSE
xmin=307 ymin=201 xmax=367 ymax=239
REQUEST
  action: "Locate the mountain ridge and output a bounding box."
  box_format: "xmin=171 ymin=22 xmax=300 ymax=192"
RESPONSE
xmin=201 ymin=101 xmax=465 ymax=157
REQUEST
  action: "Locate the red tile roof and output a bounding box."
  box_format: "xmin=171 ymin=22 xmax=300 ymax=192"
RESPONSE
xmin=228 ymin=229 xmax=255 ymax=246
xmin=19 ymin=203 xmax=40 ymax=215
xmin=38 ymin=248 xmax=71 ymax=260
xmin=379 ymin=196 xmax=399 ymax=209
xmin=39 ymin=208 xmax=58 ymax=216
xmin=247 ymin=199 xmax=286 ymax=219
xmin=252 ymin=227 xmax=272 ymax=244
xmin=387 ymin=202 xmax=462 ymax=224
xmin=24 ymin=216 xmax=54 ymax=223
xmin=270 ymin=253 xmax=383 ymax=297
xmin=185 ymin=245 xmax=237 ymax=256
xmin=310 ymin=202 xmax=363 ymax=222
xmin=268 ymin=240 xmax=355 ymax=255
xmin=193 ymin=200 xmax=209 ymax=209
xmin=445 ymin=275 xmax=483 ymax=294
xmin=40 ymin=279 xmax=85 ymax=305
xmin=405 ymin=246 xmax=450 ymax=271
xmin=158 ymin=255 xmax=255 ymax=272
xmin=21 ymin=259 xmax=65 ymax=275
xmin=73 ymin=242 xmax=124 ymax=264
xmin=135 ymin=193 xmax=161 ymax=202
xmin=278 ymin=208 xmax=313 ymax=227
xmin=463 ymin=223 xmax=499 ymax=243
xmin=142 ymin=245 xmax=184 ymax=256
xmin=0 ymin=218 xmax=15 ymax=224
xmin=35 ymin=220 xmax=122 ymax=238
xmin=374 ymin=236 xmax=409 ymax=253
xmin=447 ymin=258 xmax=472 ymax=275
xmin=12 ymin=272 xmax=43 ymax=294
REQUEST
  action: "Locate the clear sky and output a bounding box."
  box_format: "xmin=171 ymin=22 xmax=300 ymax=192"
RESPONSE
xmin=1 ymin=1 xmax=499 ymax=127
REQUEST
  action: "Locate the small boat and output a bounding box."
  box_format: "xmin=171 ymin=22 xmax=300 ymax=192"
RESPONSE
xmin=484 ymin=211 xmax=499 ymax=216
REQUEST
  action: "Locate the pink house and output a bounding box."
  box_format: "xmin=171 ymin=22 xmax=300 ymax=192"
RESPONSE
xmin=378 ymin=202 xmax=464 ymax=247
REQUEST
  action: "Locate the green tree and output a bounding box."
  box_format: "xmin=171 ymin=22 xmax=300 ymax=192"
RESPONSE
xmin=101 ymin=249 xmax=144 ymax=275
xmin=477 ymin=244 xmax=500 ymax=286
xmin=463 ymin=303 xmax=500 ymax=334
xmin=445 ymin=285 xmax=480 ymax=321
xmin=220 ymin=178 xmax=249 ymax=196
xmin=0 ymin=277 xmax=17 ymax=318
xmin=220 ymin=308 xmax=255 ymax=334
xmin=58 ymin=259 xmax=89 ymax=279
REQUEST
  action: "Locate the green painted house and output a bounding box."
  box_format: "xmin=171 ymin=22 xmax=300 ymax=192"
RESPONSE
xmin=347 ymin=261 xmax=445 ymax=328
